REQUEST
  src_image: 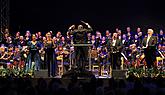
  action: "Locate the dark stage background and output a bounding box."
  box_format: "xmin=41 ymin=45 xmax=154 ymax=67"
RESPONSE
xmin=10 ymin=0 xmax=165 ymax=35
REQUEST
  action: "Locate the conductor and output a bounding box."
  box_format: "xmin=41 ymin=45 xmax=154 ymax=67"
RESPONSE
xmin=68 ymin=21 xmax=93 ymax=70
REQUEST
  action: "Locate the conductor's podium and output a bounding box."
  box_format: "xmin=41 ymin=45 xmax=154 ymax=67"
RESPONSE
xmin=72 ymin=44 xmax=93 ymax=71
xmin=62 ymin=43 xmax=94 ymax=78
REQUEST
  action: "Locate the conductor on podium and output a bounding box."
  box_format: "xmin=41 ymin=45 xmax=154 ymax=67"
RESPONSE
xmin=68 ymin=21 xmax=93 ymax=70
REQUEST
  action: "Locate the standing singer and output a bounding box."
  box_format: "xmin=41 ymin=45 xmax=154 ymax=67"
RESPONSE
xmin=108 ymin=33 xmax=122 ymax=70
xmin=142 ymin=29 xmax=157 ymax=69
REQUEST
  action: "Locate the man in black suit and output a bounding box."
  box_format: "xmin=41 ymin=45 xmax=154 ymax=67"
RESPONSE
xmin=142 ymin=29 xmax=157 ymax=69
xmin=68 ymin=21 xmax=93 ymax=69
xmin=108 ymin=33 xmax=122 ymax=70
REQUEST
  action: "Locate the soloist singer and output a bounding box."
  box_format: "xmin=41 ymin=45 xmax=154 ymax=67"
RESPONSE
xmin=107 ymin=33 xmax=122 ymax=70
xmin=68 ymin=21 xmax=93 ymax=70
xmin=142 ymin=29 xmax=157 ymax=69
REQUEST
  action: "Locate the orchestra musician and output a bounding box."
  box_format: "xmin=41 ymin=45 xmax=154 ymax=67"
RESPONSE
xmin=2 ymin=45 xmax=14 ymax=69
xmin=98 ymin=46 xmax=108 ymax=74
xmin=55 ymin=45 xmax=70 ymax=73
xmin=0 ymin=46 xmax=8 ymax=68
xmin=128 ymin=44 xmax=140 ymax=67
xmin=142 ymin=29 xmax=157 ymax=69
xmin=13 ymin=46 xmax=22 ymax=70
xmin=7 ymin=46 xmax=15 ymax=68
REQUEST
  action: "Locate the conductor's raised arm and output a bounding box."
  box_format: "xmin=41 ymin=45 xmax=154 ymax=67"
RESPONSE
xmin=68 ymin=25 xmax=75 ymax=35
xmin=81 ymin=20 xmax=93 ymax=32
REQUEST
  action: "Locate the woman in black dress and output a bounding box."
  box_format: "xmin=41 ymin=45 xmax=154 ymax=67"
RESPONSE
xmin=44 ymin=32 xmax=56 ymax=77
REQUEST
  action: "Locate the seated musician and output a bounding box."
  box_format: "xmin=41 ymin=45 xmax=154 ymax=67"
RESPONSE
xmin=63 ymin=47 xmax=70 ymax=71
xmin=98 ymin=47 xmax=108 ymax=67
xmin=91 ymin=46 xmax=98 ymax=65
xmin=6 ymin=45 xmax=14 ymax=68
xmin=142 ymin=29 xmax=157 ymax=69
xmin=13 ymin=46 xmax=21 ymax=69
xmin=128 ymin=44 xmax=140 ymax=67
xmin=0 ymin=45 xmax=14 ymax=68
xmin=55 ymin=46 xmax=63 ymax=60
xmin=55 ymin=45 xmax=69 ymax=73
xmin=156 ymin=44 xmax=164 ymax=65
xmin=99 ymin=36 xmax=108 ymax=65
xmin=0 ymin=46 xmax=8 ymax=68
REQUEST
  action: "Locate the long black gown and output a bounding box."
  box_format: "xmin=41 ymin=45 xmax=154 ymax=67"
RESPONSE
xmin=44 ymin=41 xmax=56 ymax=77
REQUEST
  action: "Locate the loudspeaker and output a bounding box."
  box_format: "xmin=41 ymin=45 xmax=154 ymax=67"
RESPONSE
xmin=34 ymin=69 xmax=48 ymax=78
xmin=112 ymin=69 xmax=128 ymax=79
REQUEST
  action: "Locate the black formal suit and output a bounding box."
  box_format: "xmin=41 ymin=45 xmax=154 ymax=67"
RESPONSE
xmin=69 ymin=28 xmax=93 ymax=44
xmin=138 ymin=36 xmax=144 ymax=48
xmin=68 ymin=28 xmax=93 ymax=69
xmin=107 ymin=39 xmax=122 ymax=69
xmin=142 ymin=36 xmax=157 ymax=68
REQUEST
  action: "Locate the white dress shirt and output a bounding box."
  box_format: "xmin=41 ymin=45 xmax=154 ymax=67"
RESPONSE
xmin=112 ymin=40 xmax=116 ymax=46
xmin=146 ymin=36 xmax=151 ymax=47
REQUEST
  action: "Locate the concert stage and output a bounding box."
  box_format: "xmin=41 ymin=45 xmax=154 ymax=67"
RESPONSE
xmin=32 ymin=68 xmax=165 ymax=79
